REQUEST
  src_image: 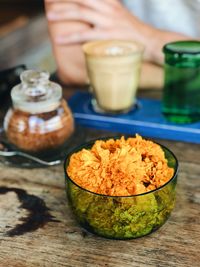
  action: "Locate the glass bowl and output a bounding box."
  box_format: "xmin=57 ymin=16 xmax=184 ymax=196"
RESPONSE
xmin=64 ymin=138 xmax=178 ymax=239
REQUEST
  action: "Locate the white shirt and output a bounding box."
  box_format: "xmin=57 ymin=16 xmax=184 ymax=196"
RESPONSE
xmin=122 ymin=0 xmax=200 ymax=38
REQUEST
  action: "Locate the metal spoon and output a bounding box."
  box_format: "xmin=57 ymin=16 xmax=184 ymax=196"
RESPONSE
xmin=0 ymin=143 xmax=61 ymax=166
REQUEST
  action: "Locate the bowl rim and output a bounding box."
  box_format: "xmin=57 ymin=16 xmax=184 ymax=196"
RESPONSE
xmin=64 ymin=136 xmax=179 ymax=198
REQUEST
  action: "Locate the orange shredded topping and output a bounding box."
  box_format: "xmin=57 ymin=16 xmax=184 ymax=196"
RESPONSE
xmin=67 ymin=135 xmax=174 ymax=196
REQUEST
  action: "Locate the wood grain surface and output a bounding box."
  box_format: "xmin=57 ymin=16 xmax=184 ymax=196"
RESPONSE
xmin=0 ymin=11 xmax=199 ymax=267
xmin=0 ymin=124 xmax=200 ymax=267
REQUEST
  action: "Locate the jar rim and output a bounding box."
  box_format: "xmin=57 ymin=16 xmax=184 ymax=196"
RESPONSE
xmin=163 ymin=40 xmax=200 ymax=55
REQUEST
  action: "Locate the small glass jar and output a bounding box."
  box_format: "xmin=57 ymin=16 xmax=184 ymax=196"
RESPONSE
xmin=4 ymin=70 xmax=74 ymax=154
xmin=162 ymin=41 xmax=200 ymax=123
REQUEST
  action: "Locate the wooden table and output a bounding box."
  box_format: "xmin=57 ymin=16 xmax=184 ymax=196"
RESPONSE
xmin=0 ymin=10 xmax=199 ymax=266
xmin=0 ymin=86 xmax=199 ymax=267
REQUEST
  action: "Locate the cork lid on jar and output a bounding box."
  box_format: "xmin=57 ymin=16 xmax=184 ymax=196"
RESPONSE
xmin=11 ymin=70 xmax=62 ymax=114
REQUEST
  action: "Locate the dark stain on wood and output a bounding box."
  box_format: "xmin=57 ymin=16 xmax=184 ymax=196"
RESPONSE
xmin=0 ymin=186 xmax=59 ymax=237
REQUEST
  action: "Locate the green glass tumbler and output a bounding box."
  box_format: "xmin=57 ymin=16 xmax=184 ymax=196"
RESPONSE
xmin=162 ymin=41 xmax=200 ymax=123
xmin=64 ymin=139 xmax=178 ymax=240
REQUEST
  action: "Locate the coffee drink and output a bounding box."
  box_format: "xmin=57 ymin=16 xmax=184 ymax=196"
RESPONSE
xmin=83 ymin=40 xmax=144 ymax=113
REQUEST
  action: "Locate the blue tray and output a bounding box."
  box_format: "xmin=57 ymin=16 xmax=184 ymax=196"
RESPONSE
xmin=68 ymin=92 xmax=200 ymax=144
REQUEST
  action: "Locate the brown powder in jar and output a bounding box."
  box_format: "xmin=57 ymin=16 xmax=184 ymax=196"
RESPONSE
xmin=67 ymin=135 xmax=175 ymax=196
xmin=5 ymin=99 xmax=74 ymax=153
xmin=0 ymin=143 xmax=5 ymax=151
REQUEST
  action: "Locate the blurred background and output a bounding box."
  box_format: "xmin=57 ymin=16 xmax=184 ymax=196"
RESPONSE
xmin=0 ymin=0 xmax=163 ymax=88
xmin=0 ymin=0 xmax=56 ymax=73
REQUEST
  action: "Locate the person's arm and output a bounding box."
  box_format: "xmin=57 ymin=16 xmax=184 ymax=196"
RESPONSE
xmin=45 ymin=0 xmax=190 ymax=84
xmin=48 ymin=21 xmax=89 ymax=85
xmin=45 ymin=1 xmax=91 ymax=84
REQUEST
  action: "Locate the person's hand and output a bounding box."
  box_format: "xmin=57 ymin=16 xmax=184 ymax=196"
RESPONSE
xmin=45 ymin=0 xmax=92 ymax=84
xmin=46 ymin=0 xmax=158 ymax=61
xmin=45 ymin=0 xmax=189 ymax=83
